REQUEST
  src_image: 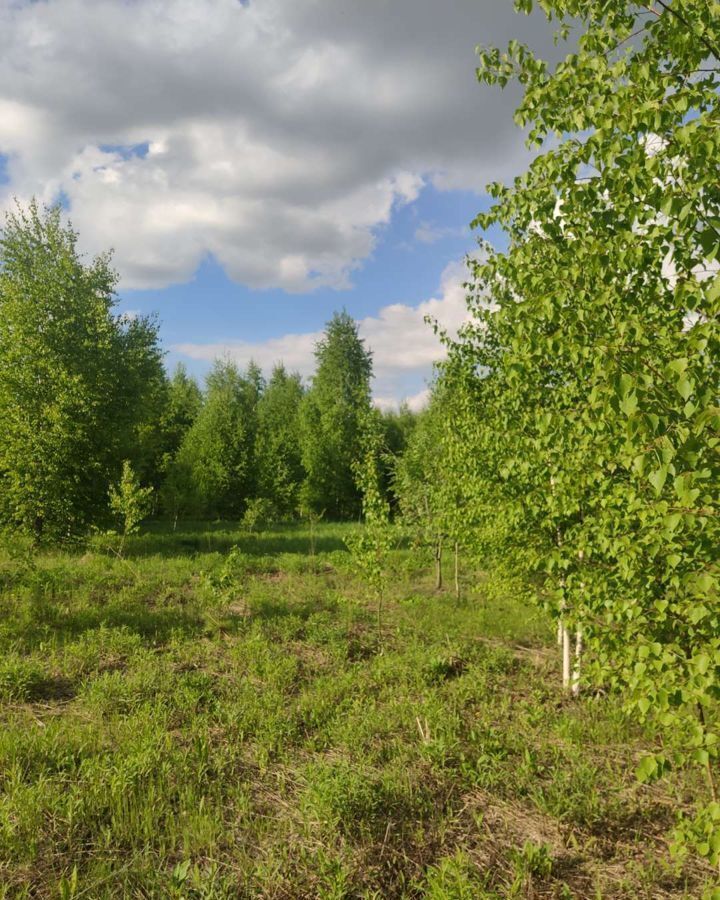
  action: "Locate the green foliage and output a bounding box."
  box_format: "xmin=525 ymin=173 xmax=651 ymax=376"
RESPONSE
xmin=395 ymin=377 xmax=470 ymax=591
xmin=423 ymin=851 xmax=487 ymax=899
xmin=379 ymin=402 xmax=418 ymax=508
xmin=509 ymin=841 xmax=553 ymax=896
xmin=255 ymin=364 xmax=305 ymax=517
xmin=109 ymin=461 xmax=154 ymax=544
xmin=444 ymin=0 xmax=720 ymax=863
xmin=159 ymin=364 xmax=202 ymax=466
xmin=241 ymin=497 xmax=277 ymax=533
xmin=172 ymin=360 xmax=260 ymax=518
xmin=347 ymin=411 xmax=393 ymax=634
xmin=300 ymin=311 xmax=373 ymax=519
xmin=0 ymin=201 xmax=163 ymax=540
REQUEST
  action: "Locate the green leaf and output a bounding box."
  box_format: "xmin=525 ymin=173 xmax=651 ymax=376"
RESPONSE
xmin=676 ymin=377 xmax=693 ymax=401
xmin=665 ymin=358 xmax=688 ymax=377
xmin=620 ymin=392 xmax=638 ymax=417
xmin=636 ymin=755 xmax=657 ymax=783
xmin=707 ymin=274 xmax=720 ymax=304
xmin=649 ymin=466 xmax=668 ymax=495
xmin=617 ymin=373 xmax=633 ymax=399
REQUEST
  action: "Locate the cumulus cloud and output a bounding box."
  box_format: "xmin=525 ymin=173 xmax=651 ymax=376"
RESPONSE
xmin=0 ymin=0 xmax=555 ymax=290
xmin=174 ymin=258 xmax=471 ymax=406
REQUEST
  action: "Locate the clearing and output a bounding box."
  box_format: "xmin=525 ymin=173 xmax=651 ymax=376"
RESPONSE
xmin=0 ymin=523 xmax=713 ymax=898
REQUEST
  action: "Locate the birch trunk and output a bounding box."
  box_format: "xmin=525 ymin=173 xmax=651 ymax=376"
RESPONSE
xmin=454 ymin=541 xmax=460 ymax=600
xmin=562 ymin=623 xmax=571 ymax=690
xmin=572 ymin=550 xmax=584 ymax=696
xmin=571 ymin=627 xmax=582 ymax=696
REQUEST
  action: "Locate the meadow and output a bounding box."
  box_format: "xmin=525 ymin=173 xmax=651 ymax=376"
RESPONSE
xmin=0 ymin=522 xmax=713 ymax=898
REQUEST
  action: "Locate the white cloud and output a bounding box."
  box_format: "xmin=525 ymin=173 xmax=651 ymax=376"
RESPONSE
xmin=174 ymin=258 xmax=471 ymax=404
xmin=374 ymin=388 xmax=430 ymax=413
xmin=414 ymin=221 xmax=469 ymax=245
xmin=0 ymin=0 xmax=555 ymax=291
xmin=176 ymin=330 xmax=322 ymax=380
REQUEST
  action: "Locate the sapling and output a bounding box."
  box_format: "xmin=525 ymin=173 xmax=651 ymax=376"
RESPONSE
xmin=109 ymin=460 xmax=153 ymax=556
xmin=348 ymin=412 xmax=393 ymax=640
xmin=298 ymin=500 xmax=324 ymax=573
xmin=434 ymin=529 xmax=443 ymax=591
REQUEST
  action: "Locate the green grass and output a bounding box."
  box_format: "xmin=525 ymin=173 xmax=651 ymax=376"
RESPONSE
xmin=0 ymin=522 xmax=713 ymax=898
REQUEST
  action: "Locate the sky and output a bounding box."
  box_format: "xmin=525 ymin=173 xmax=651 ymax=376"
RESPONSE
xmin=0 ymin=0 xmax=558 ymax=408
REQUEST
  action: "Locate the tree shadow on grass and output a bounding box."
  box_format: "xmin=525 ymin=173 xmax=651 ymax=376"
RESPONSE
xmin=117 ymin=523 xmax=351 ymax=560
xmin=248 ymin=594 xmax=339 ymax=622
xmin=7 ymin=600 xmax=205 ymax=651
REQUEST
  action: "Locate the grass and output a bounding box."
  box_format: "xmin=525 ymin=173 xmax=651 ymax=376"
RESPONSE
xmin=0 ymin=521 xmax=714 ymax=898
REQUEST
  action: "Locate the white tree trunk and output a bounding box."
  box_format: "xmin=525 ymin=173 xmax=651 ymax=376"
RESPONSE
xmin=572 ymin=550 xmax=584 ymax=696
xmin=571 ymin=626 xmax=583 ymax=696
xmin=562 ymin=623 xmax=571 ymax=689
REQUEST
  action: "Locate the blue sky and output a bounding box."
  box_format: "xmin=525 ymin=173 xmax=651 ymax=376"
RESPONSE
xmin=117 ymin=183 xmax=490 ymax=394
xmin=0 ymin=0 xmax=553 ymax=406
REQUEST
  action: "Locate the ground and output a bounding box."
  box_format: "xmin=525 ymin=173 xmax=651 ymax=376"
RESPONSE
xmin=0 ymin=522 xmax=714 ymax=898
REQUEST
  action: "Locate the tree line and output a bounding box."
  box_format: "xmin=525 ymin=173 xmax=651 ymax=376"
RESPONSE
xmin=0 ymin=201 xmax=418 ymax=540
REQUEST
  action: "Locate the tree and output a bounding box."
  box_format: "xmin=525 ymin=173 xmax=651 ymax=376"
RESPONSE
xmin=109 ymin=460 xmax=154 ymax=554
xmin=348 ymin=409 xmax=393 ymax=639
xmin=157 ymin=364 xmax=204 ymax=523
xmin=0 ymin=200 xmax=164 ymax=539
xmin=395 ymin=378 xmax=469 ymax=594
xmin=380 ymin=403 xmax=418 ymax=511
xmin=300 ymin=311 xmax=373 ymax=519
xmin=172 ymin=360 xmax=259 ymax=518
xmin=160 ymin=364 xmax=203 ymax=462
xmin=447 ymin=0 xmax=720 ymax=863
xmin=255 ymin=364 xmax=305 ymax=517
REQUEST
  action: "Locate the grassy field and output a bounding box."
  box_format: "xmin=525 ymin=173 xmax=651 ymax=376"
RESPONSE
xmin=0 ymin=522 xmax=714 ymax=898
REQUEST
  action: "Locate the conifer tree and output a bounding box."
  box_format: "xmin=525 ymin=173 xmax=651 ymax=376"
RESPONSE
xmin=161 ymin=364 xmax=203 ymax=461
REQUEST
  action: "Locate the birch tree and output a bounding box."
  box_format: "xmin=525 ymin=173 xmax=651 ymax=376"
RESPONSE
xmin=446 ymin=0 xmax=720 ymax=863
xmin=0 ymin=201 xmax=163 ymax=539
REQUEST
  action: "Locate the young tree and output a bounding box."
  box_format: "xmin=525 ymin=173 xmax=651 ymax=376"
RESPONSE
xmin=348 ymin=409 xmax=393 ymax=639
xmin=300 ymin=311 xmax=373 ymax=519
xmin=380 ymin=402 xmax=418 ymax=511
xmin=395 ymin=400 xmax=447 ymax=590
xmin=161 ymin=364 xmax=203 ymax=461
xmin=448 ymin=0 xmax=720 ymax=862
xmin=109 ymin=460 xmax=154 ymax=554
xmin=255 ymin=364 xmax=305 ymax=517
xmin=0 ymin=201 xmax=164 ymax=539
xmin=172 ymin=360 xmax=259 ymax=518
xmin=157 ymin=364 xmax=204 ymax=524
xmin=394 ymin=378 xmax=469 ymax=594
